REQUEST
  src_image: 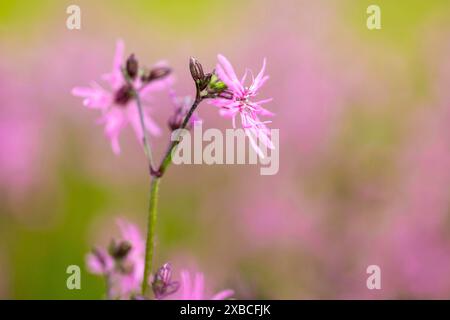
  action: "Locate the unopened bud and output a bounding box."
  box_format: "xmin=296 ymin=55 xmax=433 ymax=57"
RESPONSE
xmin=114 ymin=84 xmax=134 ymax=105
xmin=141 ymin=66 xmax=172 ymax=83
xmin=108 ymin=240 xmax=132 ymax=260
xmin=149 ymin=67 xmax=171 ymax=81
xmin=152 ymin=263 xmax=180 ymax=299
xmin=126 ymin=54 xmax=139 ymax=79
xmin=189 ymin=57 xmax=204 ymax=82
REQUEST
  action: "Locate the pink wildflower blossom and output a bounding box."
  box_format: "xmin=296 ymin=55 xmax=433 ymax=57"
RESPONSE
xmin=209 ymin=54 xmax=274 ymax=157
xmin=86 ymin=219 xmax=145 ymax=299
xmin=72 ymin=40 xmax=172 ymax=154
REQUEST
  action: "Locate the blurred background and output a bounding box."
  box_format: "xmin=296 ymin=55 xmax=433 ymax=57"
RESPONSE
xmin=1 ymin=0 xmax=450 ymax=299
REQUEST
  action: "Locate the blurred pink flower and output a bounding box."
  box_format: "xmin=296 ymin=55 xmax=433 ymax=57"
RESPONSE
xmin=209 ymin=54 xmax=274 ymax=157
xmin=72 ymin=40 xmax=172 ymax=154
xmin=165 ymin=270 xmax=233 ymax=300
xmin=168 ymin=89 xmax=201 ymax=130
xmin=0 ymin=70 xmax=42 ymax=200
xmin=86 ymin=218 xmax=145 ymax=299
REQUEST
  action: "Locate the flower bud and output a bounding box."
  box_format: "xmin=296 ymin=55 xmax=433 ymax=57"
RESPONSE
xmin=114 ymin=84 xmax=134 ymax=105
xmin=141 ymin=66 xmax=172 ymax=83
xmin=152 ymin=263 xmax=180 ymax=299
xmin=108 ymin=240 xmax=132 ymax=260
xmin=149 ymin=67 xmax=171 ymax=81
xmin=126 ymin=54 xmax=139 ymax=79
xmin=189 ymin=57 xmax=204 ymax=82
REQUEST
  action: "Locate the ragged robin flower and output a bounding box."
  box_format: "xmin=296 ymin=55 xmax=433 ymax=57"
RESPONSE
xmin=71 ymin=40 xmax=173 ymax=154
xmin=208 ymin=54 xmax=275 ymax=158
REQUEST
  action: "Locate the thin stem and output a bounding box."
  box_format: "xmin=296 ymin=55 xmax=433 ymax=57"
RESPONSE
xmin=133 ymin=90 xmax=156 ymax=171
xmin=121 ymin=66 xmax=156 ymax=171
xmin=158 ymin=93 xmax=203 ymax=176
xmin=142 ymin=176 xmax=161 ymax=296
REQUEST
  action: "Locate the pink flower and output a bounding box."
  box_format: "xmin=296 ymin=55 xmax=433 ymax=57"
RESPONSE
xmin=209 ymin=54 xmax=274 ymax=157
xmin=166 ymin=270 xmax=234 ymax=300
xmin=86 ymin=219 xmax=145 ymax=299
xmin=151 ymin=263 xmax=180 ymax=299
xmin=72 ymin=40 xmax=172 ymax=154
xmin=115 ymin=219 xmax=145 ymax=294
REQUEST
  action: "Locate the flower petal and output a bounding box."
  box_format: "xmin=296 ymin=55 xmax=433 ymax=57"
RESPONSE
xmin=101 ymin=108 xmax=127 ymax=154
xmin=211 ymin=289 xmax=234 ymax=300
xmin=181 ymin=271 xmax=191 ymax=300
xmin=217 ymin=54 xmax=244 ymax=94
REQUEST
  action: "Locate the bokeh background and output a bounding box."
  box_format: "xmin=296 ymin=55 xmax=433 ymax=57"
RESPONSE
xmin=1 ymin=0 xmax=450 ymax=299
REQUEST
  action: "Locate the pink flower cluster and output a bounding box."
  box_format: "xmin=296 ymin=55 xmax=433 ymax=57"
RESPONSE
xmin=87 ymin=219 xmax=233 ymax=300
xmin=72 ymin=41 xmax=275 ymax=157
xmin=86 ymin=219 xmax=144 ymax=299
xmin=75 ymin=40 xmax=275 ymax=300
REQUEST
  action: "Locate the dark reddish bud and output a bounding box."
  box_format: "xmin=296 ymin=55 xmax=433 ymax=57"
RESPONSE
xmin=149 ymin=67 xmax=171 ymax=80
xmin=189 ymin=57 xmax=204 ymax=82
xmin=141 ymin=67 xmax=171 ymax=83
xmin=126 ymin=54 xmax=139 ymax=79
xmin=114 ymin=84 xmax=134 ymax=105
xmin=108 ymin=240 xmax=132 ymax=260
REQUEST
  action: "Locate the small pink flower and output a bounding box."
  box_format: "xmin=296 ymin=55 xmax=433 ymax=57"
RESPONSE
xmin=168 ymin=270 xmax=234 ymax=300
xmin=115 ymin=219 xmax=145 ymax=295
xmin=86 ymin=218 xmax=145 ymax=299
xmin=209 ymin=54 xmax=275 ymax=157
xmin=168 ymin=90 xmax=201 ymax=130
xmin=72 ymin=40 xmax=172 ymax=154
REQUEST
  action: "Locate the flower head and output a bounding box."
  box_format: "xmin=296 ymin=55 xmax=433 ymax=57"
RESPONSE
xmin=86 ymin=219 xmax=145 ymax=299
xmin=209 ymin=54 xmax=274 ymax=157
xmin=71 ymin=40 xmax=173 ymax=154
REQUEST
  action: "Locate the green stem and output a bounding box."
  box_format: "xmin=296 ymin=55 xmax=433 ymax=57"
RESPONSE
xmin=142 ymin=176 xmax=160 ymax=295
